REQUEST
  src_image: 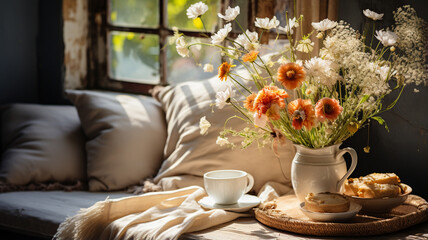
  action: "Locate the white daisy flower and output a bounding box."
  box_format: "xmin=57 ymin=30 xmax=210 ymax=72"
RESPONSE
xmin=363 ymin=9 xmax=384 ymax=21
xmin=211 ymin=23 xmax=232 ymax=45
xmin=186 ymin=2 xmax=208 ymax=19
xmin=203 ymin=63 xmax=214 ymax=72
xmin=278 ymin=56 xmax=288 ymax=64
xmin=296 ymin=38 xmax=314 ymax=53
xmin=216 ymin=136 xmax=230 ymax=146
xmin=253 ymin=113 xmax=268 ymax=128
xmin=255 ymin=16 xmax=280 ymax=30
xmin=278 ymin=17 xmax=299 ymax=35
xmin=376 ymin=65 xmax=396 ymax=81
xmin=304 ymin=57 xmax=340 ymax=87
xmin=215 ymin=84 xmax=235 ymax=109
xmin=295 ymin=60 xmax=304 ymax=67
xmin=199 ymin=116 xmax=211 ymax=135
xmin=176 ymin=36 xmax=189 ymax=57
xmin=235 ymin=30 xmax=259 ymax=51
xmin=218 ymin=6 xmax=240 ymax=22
xmin=375 ymin=30 xmax=398 ymax=46
xmin=311 ymin=18 xmax=337 ymax=31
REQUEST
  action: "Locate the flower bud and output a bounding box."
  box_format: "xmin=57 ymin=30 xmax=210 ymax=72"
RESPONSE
xmin=347 ymin=122 xmax=359 ymax=134
xmin=364 ymin=146 xmax=370 ymax=153
xmin=396 ymin=74 xmax=405 ymax=86
xmin=390 ymin=46 xmax=395 ymax=52
xmin=316 ymin=32 xmax=324 ymax=39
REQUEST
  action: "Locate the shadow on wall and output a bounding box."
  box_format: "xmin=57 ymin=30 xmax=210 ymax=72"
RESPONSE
xmin=0 ymin=1 xmax=67 ymax=105
xmin=339 ymin=0 xmax=428 ymax=199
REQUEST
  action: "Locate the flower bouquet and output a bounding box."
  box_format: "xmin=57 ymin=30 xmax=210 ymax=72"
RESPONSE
xmin=176 ymin=2 xmax=427 ymax=151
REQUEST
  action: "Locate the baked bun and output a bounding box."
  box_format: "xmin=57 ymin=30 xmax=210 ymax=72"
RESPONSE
xmin=357 ymin=183 xmax=401 ymax=198
xmin=364 ymin=173 xmax=400 ymax=185
xmin=344 ymin=173 xmax=404 ymax=198
xmin=343 ymin=177 xmax=363 ymax=196
xmin=304 ymin=192 xmax=350 ymax=213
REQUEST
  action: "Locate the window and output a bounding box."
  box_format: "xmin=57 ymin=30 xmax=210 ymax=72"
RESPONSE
xmin=88 ymin=0 xmax=293 ymax=94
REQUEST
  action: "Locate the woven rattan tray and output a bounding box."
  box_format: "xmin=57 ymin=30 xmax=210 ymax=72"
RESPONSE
xmin=254 ymin=194 xmax=428 ymax=236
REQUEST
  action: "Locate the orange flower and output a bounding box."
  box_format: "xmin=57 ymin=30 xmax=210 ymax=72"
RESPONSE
xmin=277 ymin=63 xmax=306 ymax=90
xmin=242 ymin=50 xmax=259 ymax=62
xmin=315 ymin=98 xmax=343 ymax=122
xmin=287 ymin=99 xmax=317 ymax=130
xmin=218 ymin=62 xmax=233 ymax=81
xmin=254 ymin=86 xmax=289 ymax=120
xmin=244 ymin=93 xmax=257 ymax=112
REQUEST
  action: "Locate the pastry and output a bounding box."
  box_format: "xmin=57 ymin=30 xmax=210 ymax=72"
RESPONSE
xmin=305 ymin=192 xmax=350 ymax=213
xmin=343 ymin=177 xmax=363 ymax=196
xmin=357 ymin=183 xmax=401 ymax=198
xmin=364 ymin=173 xmax=400 ymax=185
xmin=344 ymin=173 xmax=404 ymax=198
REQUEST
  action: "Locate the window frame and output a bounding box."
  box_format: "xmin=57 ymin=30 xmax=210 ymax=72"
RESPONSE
xmin=87 ymin=0 xmax=289 ymax=95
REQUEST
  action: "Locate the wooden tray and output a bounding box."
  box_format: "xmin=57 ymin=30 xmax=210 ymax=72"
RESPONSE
xmin=254 ymin=194 xmax=428 ymax=236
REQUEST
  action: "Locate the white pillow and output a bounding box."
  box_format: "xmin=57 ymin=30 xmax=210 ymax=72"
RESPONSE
xmin=66 ymin=90 xmax=167 ymax=191
xmin=152 ymin=77 xmax=295 ymax=193
xmin=0 ymin=104 xmax=86 ymax=185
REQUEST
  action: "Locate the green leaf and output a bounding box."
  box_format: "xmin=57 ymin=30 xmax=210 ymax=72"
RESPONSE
xmin=359 ymin=95 xmax=370 ymax=104
xmin=385 ymin=85 xmax=405 ymax=111
xmin=371 ymin=116 xmax=389 ymax=132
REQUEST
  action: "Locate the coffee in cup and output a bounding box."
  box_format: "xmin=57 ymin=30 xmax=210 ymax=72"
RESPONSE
xmin=203 ymin=169 xmax=254 ymax=205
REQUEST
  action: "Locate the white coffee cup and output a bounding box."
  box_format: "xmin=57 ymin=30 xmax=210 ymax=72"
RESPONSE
xmin=203 ymin=169 xmax=254 ymax=205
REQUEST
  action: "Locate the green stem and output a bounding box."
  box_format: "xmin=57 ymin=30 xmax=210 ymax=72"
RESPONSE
xmin=369 ymin=22 xmax=375 ymax=49
xmin=226 ymin=37 xmax=244 ymax=49
xmin=199 ymin=16 xmax=208 ymax=34
xmin=229 ymin=74 xmax=252 ymax=94
xmin=285 ymin=11 xmax=296 ymax=62
xmin=294 ymin=0 xmax=296 ymax=18
xmin=257 ymin=56 xmax=275 ymax=83
xmin=373 ymin=41 xmax=381 ymax=55
xmin=377 ymin=47 xmax=387 ymax=61
xmin=187 ymin=42 xmax=246 ymax=54
xmin=229 ymin=101 xmax=252 ymax=123
xmin=229 ymin=101 xmax=271 ymax=133
xmin=375 ymin=85 xmax=405 ymax=115
xmin=259 ymin=29 xmax=264 ymax=42
xmin=250 ymin=63 xmax=264 ymax=88
xmin=235 ymin=19 xmax=251 ymax=42
xmin=228 ymin=74 xmax=246 ymax=97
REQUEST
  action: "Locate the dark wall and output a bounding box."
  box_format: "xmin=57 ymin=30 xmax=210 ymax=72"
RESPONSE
xmin=0 ymin=0 xmax=67 ymax=105
xmin=339 ymin=0 xmax=428 ymax=199
xmin=38 ymin=0 xmax=67 ymax=104
xmin=0 ymin=1 xmax=39 ymax=104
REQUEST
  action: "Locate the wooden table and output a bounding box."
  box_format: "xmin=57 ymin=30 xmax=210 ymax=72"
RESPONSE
xmin=181 ymin=217 xmax=428 ymax=240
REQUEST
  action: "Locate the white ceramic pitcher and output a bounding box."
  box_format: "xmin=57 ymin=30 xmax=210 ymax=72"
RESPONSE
xmin=291 ymin=143 xmax=358 ymax=202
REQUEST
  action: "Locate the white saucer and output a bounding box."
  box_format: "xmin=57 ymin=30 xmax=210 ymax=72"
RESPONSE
xmin=299 ymin=202 xmax=362 ymax=222
xmin=198 ymin=194 xmax=261 ymax=212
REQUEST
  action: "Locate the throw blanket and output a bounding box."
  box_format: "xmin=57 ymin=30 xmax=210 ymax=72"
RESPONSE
xmin=55 ymin=183 xmax=292 ymax=240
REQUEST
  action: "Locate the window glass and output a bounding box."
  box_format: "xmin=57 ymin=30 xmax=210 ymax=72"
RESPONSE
xmin=230 ymin=0 xmax=248 ymax=32
xmin=167 ymin=0 xmax=220 ymax=32
xmin=108 ymin=31 xmax=160 ymax=84
xmin=109 ymin=0 xmax=159 ymax=28
xmin=275 ymin=0 xmax=295 ymax=27
xmin=167 ymin=36 xmax=221 ymax=84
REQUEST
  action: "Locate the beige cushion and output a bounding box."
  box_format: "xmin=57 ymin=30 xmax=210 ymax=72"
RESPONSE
xmin=0 ymin=104 xmax=86 ymax=185
xmin=66 ymin=90 xmax=167 ymax=191
xmin=152 ymin=77 xmax=295 ymax=192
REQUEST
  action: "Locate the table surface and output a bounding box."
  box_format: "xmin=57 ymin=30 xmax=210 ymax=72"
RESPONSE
xmin=180 ymin=217 xmax=428 ymax=240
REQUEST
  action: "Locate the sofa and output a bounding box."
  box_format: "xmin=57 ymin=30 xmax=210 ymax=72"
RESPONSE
xmin=0 ymin=76 xmax=298 ymax=238
xmin=0 ymin=76 xmax=427 ymax=239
